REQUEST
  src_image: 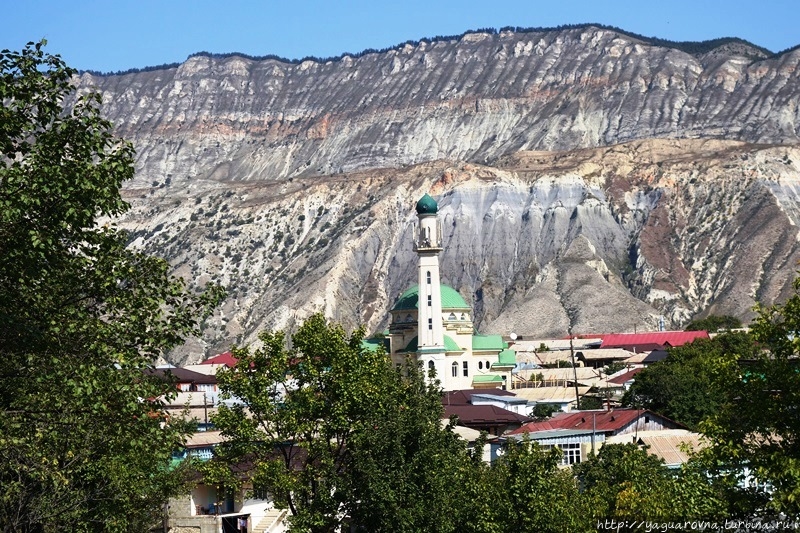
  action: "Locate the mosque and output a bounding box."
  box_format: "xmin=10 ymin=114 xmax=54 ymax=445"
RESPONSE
xmin=382 ymin=194 xmax=516 ymax=392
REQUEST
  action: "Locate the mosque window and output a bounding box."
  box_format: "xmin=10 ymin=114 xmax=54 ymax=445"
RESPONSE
xmin=405 ymin=314 xmax=413 ymax=322
xmin=486 ymin=360 xmax=491 ymax=369
xmin=461 ymin=313 xmax=466 ymax=320
xmin=451 ymin=362 xmax=458 ymax=377
xmin=426 ymin=271 xmax=431 ymax=284
xmin=478 ymin=361 xmax=483 ymax=370
xmin=448 ymin=313 xmax=456 ymax=321
xmin=427 ymin=295 xmax=432 ymax=307
xmin=428 ymin=318 xmax=432 ymax=330
xmin=463 ymin=361 xmax=469 ymax=377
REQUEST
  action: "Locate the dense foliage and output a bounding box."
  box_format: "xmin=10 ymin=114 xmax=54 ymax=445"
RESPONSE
xmin=0 ymin=42 xmax=221 ymax=532
xmin=684 ymin=314 xmax=742 ymax=332
xmin=625 ymin=283 xmax=800 ymax=517
xmin=208 ymin=314 xmax=476 ymax=532
xmin=575 ymin=443 xmax=725 ymax=522
xmin=622 ymin=332 xmax=759 ymax=429
xmin=697 ymin=277 xmax=800 ymax=516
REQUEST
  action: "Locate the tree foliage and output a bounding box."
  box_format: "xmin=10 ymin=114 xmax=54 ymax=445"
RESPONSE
xmin=487 ymin=439 xmax=591 ymax=532
xmin=209 ymin=314 xmax=474 ymax=533
xmin=575 ymin=443 xmax=725 ymax=523
xmin=0 ymin=42 xmax=221 ymax=532
xmin=622 ymin=332 xmax=759 ymax=429
xmin=684 ymin=314 xmax=742 ymax=332
xmin=698 ymin=276 xmax=800 ymax=516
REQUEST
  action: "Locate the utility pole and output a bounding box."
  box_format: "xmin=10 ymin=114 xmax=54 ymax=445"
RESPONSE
xmin=569 ymin=333 xmax=580 ymax=409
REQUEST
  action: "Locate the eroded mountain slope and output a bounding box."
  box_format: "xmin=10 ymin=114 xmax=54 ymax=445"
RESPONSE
xmin=116 ymin=139 xmax=800 ymax=361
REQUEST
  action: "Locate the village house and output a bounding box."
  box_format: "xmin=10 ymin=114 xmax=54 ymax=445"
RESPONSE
xmin=505 ymin=408 xmax=686 ymax=466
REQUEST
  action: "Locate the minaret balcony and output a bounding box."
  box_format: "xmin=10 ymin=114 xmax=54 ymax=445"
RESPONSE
xmin=413 ymin=239 xmax=442 ymax=252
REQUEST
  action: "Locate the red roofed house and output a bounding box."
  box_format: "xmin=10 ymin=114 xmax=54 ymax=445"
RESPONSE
xmin=443 ymin=389 xmax=530 ymax=435
xmin=145 ymin=367 xmax=218 ymax=393
xmin=599 ymin=331 xmax=709 ymax=352
xmin=509 ymin=408 xmax=684 ymax=438
xmin=504 ymin=408 xmax=685 ymax=467
xmin=607 ymin=367 xmax=645 ymax=391
xmin=200 ymin=351 xmax=238 ymax=368
xmin=444 ymin=404 xmax=531 ymax=436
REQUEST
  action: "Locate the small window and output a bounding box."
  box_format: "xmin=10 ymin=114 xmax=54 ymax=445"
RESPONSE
xmin=478 ymin=361 xmax=483 ymax=370
xmin=427 ymin=295 xmax=432 ymax=307
xmin=463 ymin=361 xmax=469 ymax=377
xmin=448 ymin=313 xmax=456 ymax=320
xmin=461 ymin=313 xmax=466 ymax=320
xmin=426 ymin=271 xmax=431 ymax=284
xmin=451 ymin=362 xmax=458 ymax=377
xmin=428 ymin=360 xmax=435 ymax=370
xmin=486 ymin=360 xmax=490 ymax=369
xmin=428 ymin=360 xmax=436 ymax=376
xmin=428 ymin=318 xmax=432 ymax=330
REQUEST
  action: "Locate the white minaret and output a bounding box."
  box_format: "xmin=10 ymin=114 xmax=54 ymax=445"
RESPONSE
xmin=414 ymin=194 xmax=447 ymax=378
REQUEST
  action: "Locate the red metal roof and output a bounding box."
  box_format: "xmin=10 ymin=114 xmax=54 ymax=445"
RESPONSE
xmin=608 ymin=367 xmax=644 ymax=385
xmin=508 ymin=408 xmax=682 ymax=435
xmin=200 ymin=351 xmax=238 ymax=367
xmin=600 ymin=331 xmax=709 ymax=350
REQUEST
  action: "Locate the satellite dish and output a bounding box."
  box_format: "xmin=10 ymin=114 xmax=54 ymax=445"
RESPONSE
xmin=510 ymin=332 xmax=518 ymax=340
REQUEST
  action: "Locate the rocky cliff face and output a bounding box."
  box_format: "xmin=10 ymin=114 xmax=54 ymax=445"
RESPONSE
xmin=75 ymin=26 xmax=800 ymax=363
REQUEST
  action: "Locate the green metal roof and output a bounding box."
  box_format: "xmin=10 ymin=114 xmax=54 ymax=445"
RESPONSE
xmin=472 ymin=375 xmax=504 ymax=383
xmin=416 ymin=194 xmax=438 ymax=214
xmin=494 ymin=348 xmax=517 ymax=367
xmin=361 ymin=337 xmax=389 ymax=353
xmin=472 ymin=334 xmax=505 ymax=352
xmin=391 ymin=284 xmax=470 ymax=311
xmin=400 ymin=335 xmax=462 ymax=353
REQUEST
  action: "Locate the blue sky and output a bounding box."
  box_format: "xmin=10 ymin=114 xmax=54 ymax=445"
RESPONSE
xmin=3 ymin=0 xmax=799 ymax=73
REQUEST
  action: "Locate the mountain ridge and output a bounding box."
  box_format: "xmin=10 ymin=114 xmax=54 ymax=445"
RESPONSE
xmin=71 ymin=25 xmax=800 ymax=363
xmin=80 ymin=23 xmax=784 ymax=77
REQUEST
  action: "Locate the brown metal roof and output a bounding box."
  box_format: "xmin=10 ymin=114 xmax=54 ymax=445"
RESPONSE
xmin=605 ymin=430 xmax=707 ymax=466
xmin=444 ymin=404 xmax=531 ymax=425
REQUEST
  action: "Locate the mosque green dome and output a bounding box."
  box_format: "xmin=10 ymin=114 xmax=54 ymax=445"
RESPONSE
xmin=415 ymin=193 xmax=438 ymax=215
xmin=391 ymin=284 xmax=470 ymax=311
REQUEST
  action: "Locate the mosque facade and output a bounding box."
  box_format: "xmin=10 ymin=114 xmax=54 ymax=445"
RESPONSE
xmin=386 ymin=194 xmax=516 ymax=391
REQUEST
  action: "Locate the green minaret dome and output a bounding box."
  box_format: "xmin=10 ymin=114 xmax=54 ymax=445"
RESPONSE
xmin=415 ymin=193 xmax=438 ymax=214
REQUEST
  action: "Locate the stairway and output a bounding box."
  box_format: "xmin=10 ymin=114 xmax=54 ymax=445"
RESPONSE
xmin=251 ymin=507 xmax=288 ymax=533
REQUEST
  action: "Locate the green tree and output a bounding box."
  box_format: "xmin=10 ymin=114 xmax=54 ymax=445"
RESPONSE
xmin=622 ymin=332 xmax=759 ymax=429
xmin=684 ymin=314 xmax=742 ymax=332
xmin=209 ymin=314 xmax=474 ymax=533
xmin=0 ymin=42 xmax=221 ymax=532
xmin=487 ymin=439 xmax=592 ymax=532
xmin=530 ymin=403 xmax=559 ymax=420
xmin=698 ymin=276 xmax=800 ymax=516
xmin=575 ymin=443 xmax=725 ymax=524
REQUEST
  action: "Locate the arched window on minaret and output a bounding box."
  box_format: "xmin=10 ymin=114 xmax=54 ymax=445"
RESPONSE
xmin=463 ymin=361 xmax=469 ymax=377
xmin=427 ymin=295 xmax=432 ymax=307
xmin=426 ymin=271 xmax=431 ymax=284
xmin=451 ymin=362 xmax=458 ymax=377
xmin=428 ymin=360 xmax=435 ymax=375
